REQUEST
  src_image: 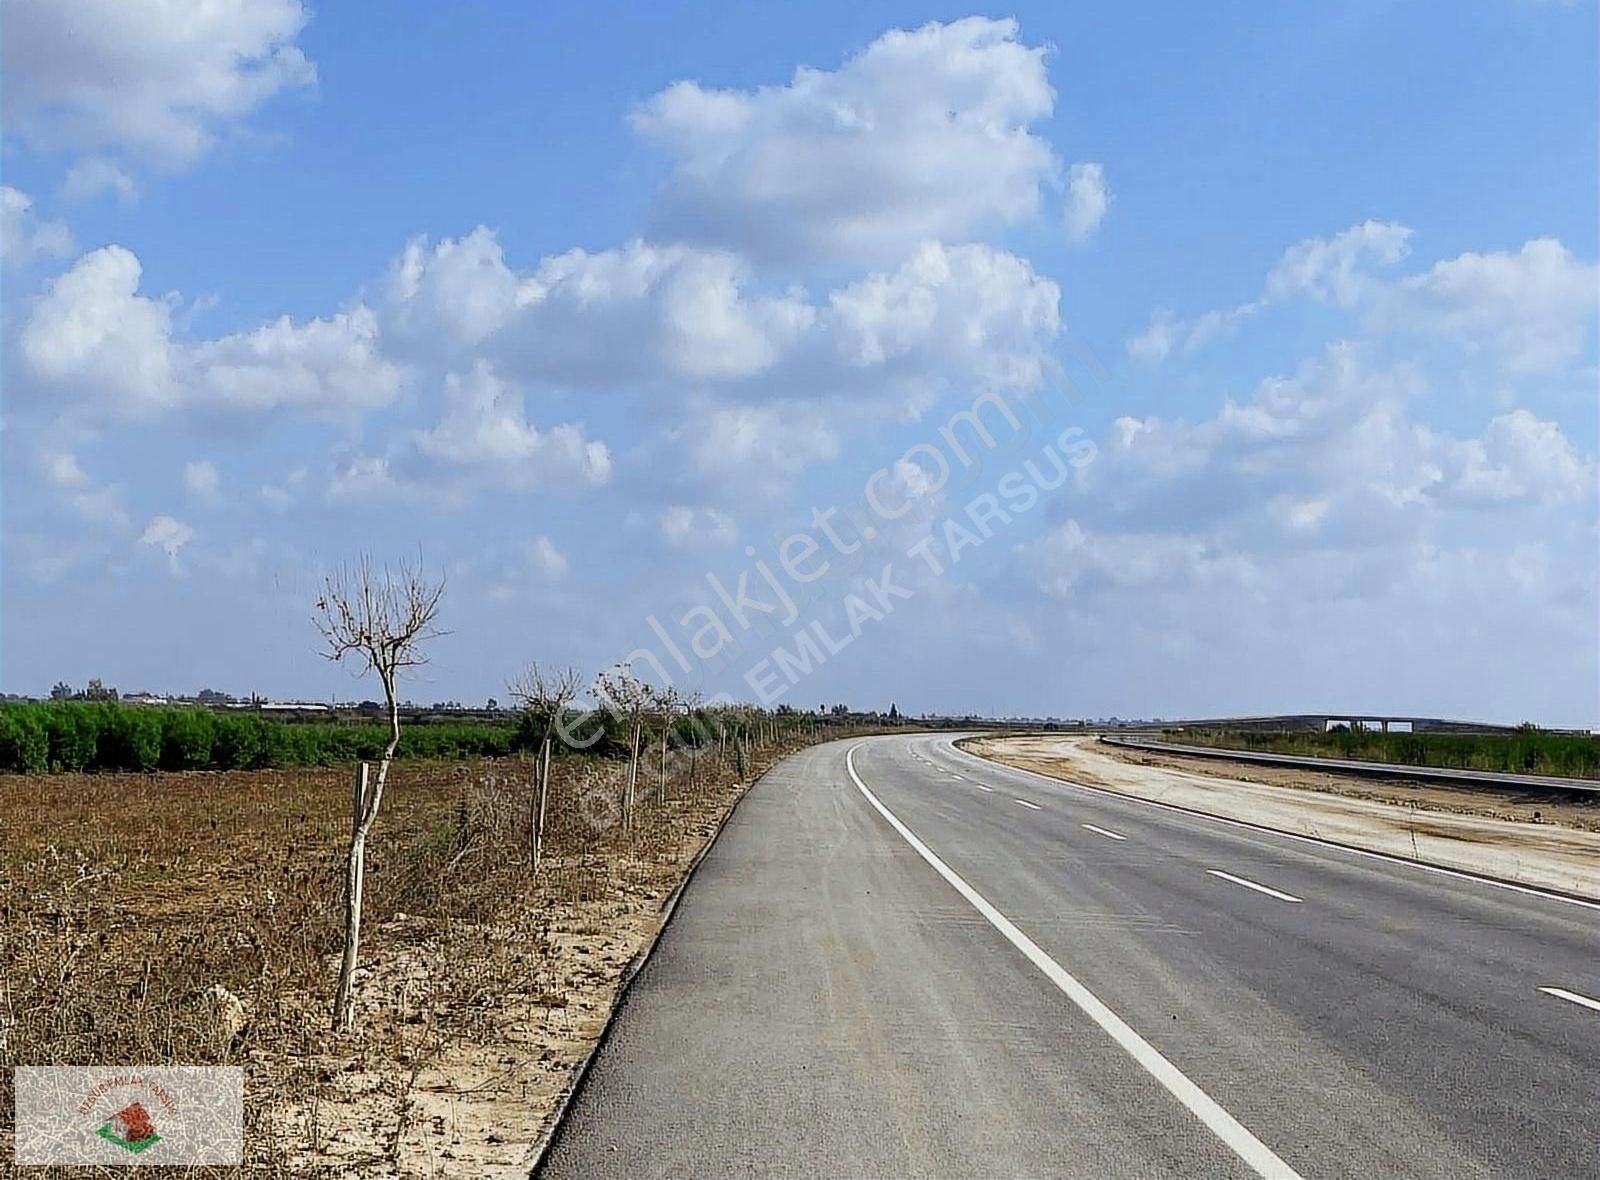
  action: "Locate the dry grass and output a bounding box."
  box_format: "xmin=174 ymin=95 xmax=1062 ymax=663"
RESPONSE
xmin=0 ymin=733 xmax=840 ymax=1176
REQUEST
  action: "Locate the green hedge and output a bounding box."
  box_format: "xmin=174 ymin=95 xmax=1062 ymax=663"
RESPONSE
xmin=0 ymin=701 xmax=524 ymax=773
xmin=0 ymin=700 xmax=826 ymax=774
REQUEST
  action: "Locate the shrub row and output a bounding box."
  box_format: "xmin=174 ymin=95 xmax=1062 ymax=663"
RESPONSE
xmin=0 ymin=700 xmax=803 ymax=773
xmin=0 ymin=702 xmax=525 ymax=773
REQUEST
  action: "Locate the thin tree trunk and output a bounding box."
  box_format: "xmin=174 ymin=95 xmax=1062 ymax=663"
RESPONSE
xmin=334 ymin=691 xmax=399 ymax=1030
xmin=657 ymin=721 xmax=668 ymax=805
xmin=333 ymin=760 xmax=369 ymax=1029
xmin=531 ymin=735 xmax=551 ymax=874
xmin=534 ymin=748 xmax=547 ymax=869
xmin=625 ymin=720 xmax=641 ymax=830
xmin=538 ymin=735 xmax=552 ymax=856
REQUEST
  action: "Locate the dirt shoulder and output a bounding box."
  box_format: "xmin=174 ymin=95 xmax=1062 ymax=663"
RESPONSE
xmin=965 ymin=734 xmax=1600 ymax=901
xmin=274 ymin=746 xmax=808 ymax=1179
xmin=274 ymin=825 xmax=733 ymax=1177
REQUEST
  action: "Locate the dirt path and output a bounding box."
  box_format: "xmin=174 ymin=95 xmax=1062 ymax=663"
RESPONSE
xmin=966 ymin=735 xmax=1600 ymax=901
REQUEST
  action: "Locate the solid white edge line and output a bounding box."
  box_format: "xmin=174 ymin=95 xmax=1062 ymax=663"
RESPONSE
xmin=1013 ymin=798 xmax=1043 ymax=811
xmin=1538 ymin=986 xmax=1600 ymax=1013
xmin=1207 ymin=869 xmax=1303 ymax=904
xmin=846 ymin=744 xmax=1302 ymax=1180
xmin=1082 ymin=823 xmax=1127 ymax=841
xmin=947 ymin=740 xmax=1600 ymax=914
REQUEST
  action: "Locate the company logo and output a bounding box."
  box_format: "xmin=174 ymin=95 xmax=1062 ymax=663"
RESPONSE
xmin=14 ymin=1066 xmax=243 ymax=1166
xmin=96 ymin=1101 xmax=162 ymax=1154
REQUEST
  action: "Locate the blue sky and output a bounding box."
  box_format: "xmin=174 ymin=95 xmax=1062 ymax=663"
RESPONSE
xmin=3 ymin=2 xmax=1596 ymax=724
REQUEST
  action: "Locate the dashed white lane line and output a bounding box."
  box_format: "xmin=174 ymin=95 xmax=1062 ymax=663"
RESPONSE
xmin=845 ymin=745 xmax=1304 ymax=1180
xmin=973 ymin=784 xmax=995 ymax=793
xmin=1082 ymin=823 xmax=1127 ymax=841
xmin=1207 ymin=869 xmax=1302 ymax=904
xmin=1539 ymin=986 xmax=1600 ymax=1013
xmin=1013 ymin=798 xmax=1043 ymax=811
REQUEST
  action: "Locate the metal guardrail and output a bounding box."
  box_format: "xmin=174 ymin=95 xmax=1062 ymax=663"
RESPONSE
xmin=1099 ymin=736 xmax=1600 ymax=795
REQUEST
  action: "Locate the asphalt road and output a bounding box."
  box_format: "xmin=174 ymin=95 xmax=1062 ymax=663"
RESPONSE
xmin=536 ymin=734 xmax=1600 ymax=1179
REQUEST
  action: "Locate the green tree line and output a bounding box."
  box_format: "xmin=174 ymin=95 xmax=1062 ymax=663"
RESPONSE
xmin=0 ymin=701 xmax=550 ymax=772
xmin=0 ymin=700 xmax=823 ymax=774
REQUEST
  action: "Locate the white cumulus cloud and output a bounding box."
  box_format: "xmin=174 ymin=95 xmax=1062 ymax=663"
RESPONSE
xmin=20 ymin=244 xmax=176 ymax=411
xmin=527 ymin=536 xmax=569 ymax=580
xmin=660 ymin=505 xmax=737 ymax=550
xmin=61 ymin=157 xmax=140 ymax=203
xmin=382 ymin=231 xmax=1060 ymax=411
xmin=1377 ymin=237 xmax=1599 ymax=374
xmin=1265 ymin=219 xmax=1413 ymax=307
xmin=1128 ymin=221 xmax=1596 ymax=378
xmin=631 ymin=17 xmax=1057 ymax=263
xmin=0 ymin=186 xmax=73 ymax=267
xmin=1 ymin=0 xmax=315 ymax=170
xmin=139 ymin=514 xmax=193 ymax=558
xmin=19 ymin=244 xmax=402 ymax=421
xmin=824 ymin=242 xmax=1060 ymax=392
xmin=340 ymin=363 xmax=613 ymax=502
xmin=1063 ymin=162 xmax=1110 ymax=244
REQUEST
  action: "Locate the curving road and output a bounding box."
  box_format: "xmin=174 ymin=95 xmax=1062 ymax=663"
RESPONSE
xmin=536 ymin=733 xmax=1600 ymax=1179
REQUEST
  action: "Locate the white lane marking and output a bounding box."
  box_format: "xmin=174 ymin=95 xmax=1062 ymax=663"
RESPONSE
xmin=846 ymin=745 xmax=1303 ymax=1180
xmin=946 ymin=741 xmax=1600 ymax=915
xmin=1082 ymin=823 xmax=1127 ymax=841
xmin=1205 ymin=870 xmax=1302 ymax=904
xmin=1539 ymin=986 xmax=1600 ymax=1013
xmin=1013 ymin=798 xmax=1043 ymax=811
xmin=973 ymin=784 xmax=995 ymax=793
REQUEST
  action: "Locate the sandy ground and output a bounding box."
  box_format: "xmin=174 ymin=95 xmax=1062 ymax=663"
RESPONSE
xmin=274 ymin=884 xmax=671 ymax=1178
xmin=272 ymin=779 xmax=761 ymax=1177
xmin=967 ymin=735 xmax=1600 ymax=901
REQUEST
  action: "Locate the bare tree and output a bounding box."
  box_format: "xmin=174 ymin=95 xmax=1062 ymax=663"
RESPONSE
xmin=683 ymin=689 xmax=705 ymax=788
xmin=651 ymin=683 xmax=681 ymax=806
xmin=722 ymin=704 xmax=752 ymax=779
xmin=508 ymin=662 xmax=582 ymax=874
xmin=315 ymin=555 xmax=446 ymax=1030
xmin=596 ymin=664 xmax=650 ymax=831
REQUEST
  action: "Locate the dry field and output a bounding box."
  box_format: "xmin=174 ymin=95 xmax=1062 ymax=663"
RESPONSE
xmin=1 ymin=735 xmax=829 ymax=1176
